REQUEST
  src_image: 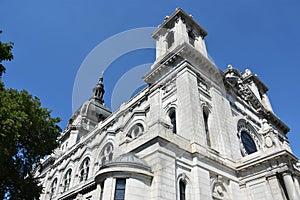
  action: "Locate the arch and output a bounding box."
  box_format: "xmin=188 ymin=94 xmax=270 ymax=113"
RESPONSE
xmin=167 ymin=107 xmax=177 ymax=134
xmin=179 ymin=179 xmax=186 ymax=200
xmin=49 ymin=177 xmax=58 ymax=198
xmin=75 ymin=150 xmax=96 ymax=180
xmin=62 ymin=168 xmax=72 ymax=193
xmin=79 ymin=157 xmax=90 ymax=182
xmin=202 ymin=106 xmax=211 ymax=147
xmin=177 ymin=173 xmax=192 ymax=200
xmin=237 ymin=119 xmax=261 ymax=156
xmin=126 ymin=122 xmax=145 ymax=141
xmin=99 ymin=142 xmax=114 ymax=166
xmin=166 ymin=31 xmax=174 ymax=49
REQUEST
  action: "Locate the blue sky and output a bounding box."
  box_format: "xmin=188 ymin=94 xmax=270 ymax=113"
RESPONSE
xmin=1 ymin=1 xmax=300 ymax=157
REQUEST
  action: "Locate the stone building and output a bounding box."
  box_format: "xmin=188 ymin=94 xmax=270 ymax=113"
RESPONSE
xmin=35 ymin=8 xmax=300 ymax=200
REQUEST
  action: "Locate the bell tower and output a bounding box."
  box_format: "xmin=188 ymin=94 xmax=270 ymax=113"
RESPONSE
xmin=152 ymin=8 xmax=208 ymax=61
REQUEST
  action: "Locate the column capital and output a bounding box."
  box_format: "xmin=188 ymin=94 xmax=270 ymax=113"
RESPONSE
xmin=282 ymin=171 xmax=292 ymax=176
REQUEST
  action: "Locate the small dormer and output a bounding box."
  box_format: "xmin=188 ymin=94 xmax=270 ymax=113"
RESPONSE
xmin=152 ymin=8 xmax=208 ymax=60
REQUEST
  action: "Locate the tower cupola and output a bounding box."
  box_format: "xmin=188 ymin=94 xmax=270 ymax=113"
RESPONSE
xmin=152 ymin=8 xmax=208 ymax=60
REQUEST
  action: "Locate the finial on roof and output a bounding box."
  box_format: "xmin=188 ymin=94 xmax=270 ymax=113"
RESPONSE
xmin=92 ymin=75 xmax=105 ymax=104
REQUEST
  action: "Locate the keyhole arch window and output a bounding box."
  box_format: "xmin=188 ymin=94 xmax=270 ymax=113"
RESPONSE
xmin=202 ymin=106 xmax=211 ymax=147
xmin=168 ymin=107 xmax=177 ymax=134
xmin=179 ymin=179 xmax=186 ymax=200
xmin=177 ymin=174 xmax=192 ymax=200
xmin=79 ymin=157 xmax=90 ymax=182
xmin=100 ymin=142 xmax=114 ymax=166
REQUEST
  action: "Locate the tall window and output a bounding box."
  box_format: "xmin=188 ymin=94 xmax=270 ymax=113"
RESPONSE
xmin=188 ymin=30 xmax=195 ymax=47
xmin=169 ymin=108 xmax=177 ymax=134
xmin=50 ymin=178 xmax=57 ymax=198
xmin=241 ymin=130 xmax=257 ymax=155
xmin=63 ymin=169 xmax=72 ymax=192
xmin=79 ymin=158 xmax=90 ymax=182
xmin=166 ymin=31 xmax=174 ymax=49
xmin=179 ymin=179 xmax=186 ymax=200
xmin=114 ymin=178 xmax=126 ymax=200
xmin=203 ymin=107 xmax=210 ymax=147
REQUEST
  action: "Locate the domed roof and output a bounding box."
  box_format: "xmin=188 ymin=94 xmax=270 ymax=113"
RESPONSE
xmin=80 ymin=98 xmax=111 ymax=122
xmin=103 ymin=153 xmax=151 ymax=172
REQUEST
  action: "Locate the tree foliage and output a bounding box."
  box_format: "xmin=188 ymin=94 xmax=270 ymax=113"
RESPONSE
xmin=0 ymin=30 xmax=14 ymax=77
xmin=0 ymin=31 xmax=61 ymax=199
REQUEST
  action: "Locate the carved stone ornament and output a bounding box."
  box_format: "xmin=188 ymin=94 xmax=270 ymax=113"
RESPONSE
xmin=211 ymin=175 xmax=228 ymax=200
xmin=259 ymin=119 xmax=281 ymax=149
xmin=265 ymin=136 xmax=273 ymax=148
xmin=75 ymin=193 xmax=83 ymax=200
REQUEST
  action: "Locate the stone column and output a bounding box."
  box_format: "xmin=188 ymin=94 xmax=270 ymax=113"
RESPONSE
xmin=293 ymin=176 xmax=300 ymax=199
xmin=102 ymin=178 xmax=113 ymax=200
xmin=176 ymin=68 xmax=204 ymax=143
xmin=282 ymin=172 xmax=298 ymax=200
xmin=93 ymin=183 xmax=103 ymax=200
xmin=174 ymin=17 xmax=188 ymax=46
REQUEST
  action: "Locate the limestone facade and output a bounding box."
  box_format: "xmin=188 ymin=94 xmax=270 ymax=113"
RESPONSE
xmin=35 ymin=8 xmax=300 ymax=200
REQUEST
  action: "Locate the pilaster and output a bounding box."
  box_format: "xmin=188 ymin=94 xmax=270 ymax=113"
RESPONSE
xmin=176 ymin=67 xmax=204 ymax=144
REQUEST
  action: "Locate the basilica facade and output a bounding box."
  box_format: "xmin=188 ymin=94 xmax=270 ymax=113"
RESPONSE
xmin=35 ymin=8 xmax=300 ymax=200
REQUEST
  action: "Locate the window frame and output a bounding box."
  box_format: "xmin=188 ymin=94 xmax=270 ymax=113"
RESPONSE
xmin=114 ymin=178 xmax=126 ymax=200
xmin=79 ymin=157 xmax=90 ymax=182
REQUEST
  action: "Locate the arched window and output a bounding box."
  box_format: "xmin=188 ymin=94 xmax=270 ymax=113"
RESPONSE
xmin=179 ymin=179 xmax=186 ymax=200
xmin=166 ymin=31 xmax=174 ymax=49
xmin=241 ymin=130 xmax=257 ymax=155
xmin=63 ymin=169 xmax=72 ymax=192
xmin=79 ymin=157 xmax=90 ymax=182
xmin=127 ymin=123 xmax=144 ymax=140
xmin=169 ymin=108 xmax=177 ymax=134
xmin=50 ymin=178 xmax=57 ymax=198
xmin=100 ymin=143 xmax=114 ymax=166
xmin=188 ymin=30 xmax=195 ymax=47
xmin=203 ymin=107 xmax=210 ymax=147
xmin=237 ymin=119 xmax=261 ymax=156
